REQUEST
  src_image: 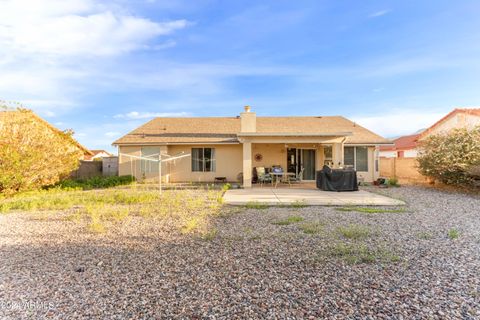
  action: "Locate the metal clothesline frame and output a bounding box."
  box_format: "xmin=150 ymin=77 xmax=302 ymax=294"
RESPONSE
xmin=119 ymin=151 xmax=190 ymax=194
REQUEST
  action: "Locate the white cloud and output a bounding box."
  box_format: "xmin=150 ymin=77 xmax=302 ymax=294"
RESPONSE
xmin=105 ymin=131 xmax=121 ymax=137
xmin=153 ymin=40 xmax=178 ymax=50
xmin=368 ymin=10 xmax=391 ymax=18
xmin=0 ymin=0 xmax=188 ymax=57
xmin=114 ymin=111 xmax=191 ymax=119
xmin=72 ymin=120 xmax=147 ymax=152
xmin=0 ymin=0 xmax=189 ymax=117
xmin=351 ymin=110 xmax=446 ymax=138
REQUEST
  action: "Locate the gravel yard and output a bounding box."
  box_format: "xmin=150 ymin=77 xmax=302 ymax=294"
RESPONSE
xmin=1 ymin=186 xmax=479 ymax=319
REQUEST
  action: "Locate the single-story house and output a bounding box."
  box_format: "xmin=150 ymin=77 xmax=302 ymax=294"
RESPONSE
xmin=113 ymin=106 xmax=391 ymax=187
xmin=84 ymin=149 xmax=113 ymax=161
xmin=378 ymin=107 xmax=480 ymax=184
xmin=379 ymin=134 xmax=420 ymax=158
xmin=380 ymin=108 xmax=480 ymax=160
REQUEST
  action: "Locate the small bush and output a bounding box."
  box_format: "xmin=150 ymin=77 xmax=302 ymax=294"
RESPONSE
xmin=331 ymin=243 xmax=376 ymax=264
xmin=448 ymin=228 xmax=459 ymax=239
xmin=221 ymin=183 xmax=232 ymax=191
xmin=417 ymin=231 xmax=433 ymax=240
xmin=245 ymin=201 xmax=269 ymax=209
xmin=291 ymin=199 xmax=307 ymax=208
xmin=328 ymin=243 xmax=400 ymax=264
xmin=55 ymin=175 xmax=134 ymax=190
xmin=335 ymin=206 xmax=405 ymax=214
xmin=273 ymin=216 xmax=304 ymax=225
xmin=89 ymin=220 xmax=106 ymax=233
xmin=201 ymin=228 xmax=218 ymax=241
xmin=299 ymin=222 xmax=324 ymax=234
xmin=216 ymin=196 xmax=225 ymax=204
xmin=337 ymin=224 xmax=371 ymax=239
xmin=182 ymin=217 xmax=200 ymax=234
xmin=387 ymin=177 xmax=399 ymax=187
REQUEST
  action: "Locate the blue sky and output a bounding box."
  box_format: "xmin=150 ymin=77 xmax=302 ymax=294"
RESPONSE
xmin=1 ymin=0 xmax=480 ymax=152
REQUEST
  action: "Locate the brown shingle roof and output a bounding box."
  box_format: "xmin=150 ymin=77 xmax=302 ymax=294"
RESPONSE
xmin=90 ymin=149 xmax=113 ymax=155
xmin=84 ymin=150 xmax=113 ymax=160
xmin=113 ymin=116 xmax=389 ymax=145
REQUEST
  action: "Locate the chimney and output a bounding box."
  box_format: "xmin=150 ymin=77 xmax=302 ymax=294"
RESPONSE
xmin=240 ymin=106 xmax=256 ymax=132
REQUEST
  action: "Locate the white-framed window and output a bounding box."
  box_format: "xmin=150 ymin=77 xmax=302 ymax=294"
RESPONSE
xmin=191 ymin=148 xmax=216 ymax=172
xmin=323 ymin=145 xmax=333 ymax=166
xmin=344 ymin=146 xmax=369 ymax=172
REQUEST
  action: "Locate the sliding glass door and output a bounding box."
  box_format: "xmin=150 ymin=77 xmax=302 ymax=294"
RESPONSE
xmin=286 ymin=148 xmax=316 ymax=180
xmin=302 ymin=149 xmax=316 ymax=180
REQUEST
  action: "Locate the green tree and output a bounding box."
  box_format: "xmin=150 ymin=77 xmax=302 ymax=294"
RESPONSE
xmin=417 ymin=126 xmax=480 ymax=186
xmin=0 ymin=108 xmax=83 ymax=196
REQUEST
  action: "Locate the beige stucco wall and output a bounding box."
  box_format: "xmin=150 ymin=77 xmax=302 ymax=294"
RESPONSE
xmin=118 ymin=145 xmax=169 ymax=181
xmin=167 ymin=144 xmax=243 ymax=182
xmin=252 ymin=143 xmax=288 ymax=169
xmin=118 ymin=145 xmax=142 ymax=178
xmin=119 ymin=144 xmax=243 ymax=182
xmin=119 ymin=143 xmax=378 ymax=183
xmin=251 ymin=143 xmax=327 ymax=180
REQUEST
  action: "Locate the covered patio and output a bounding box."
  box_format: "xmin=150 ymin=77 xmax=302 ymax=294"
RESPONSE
xmin=223 ymin=187 xmax=405 ymax=206
xmin=240 ymin=135 xmax=349 ymax=188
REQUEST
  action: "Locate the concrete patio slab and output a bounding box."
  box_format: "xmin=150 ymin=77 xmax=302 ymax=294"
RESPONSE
xmin=223 ymin=188 xmax=405 ymax=206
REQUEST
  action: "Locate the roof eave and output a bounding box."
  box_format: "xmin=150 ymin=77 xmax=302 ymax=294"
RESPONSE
xmin=113 ymin=141 xmax=240 ymax=146
xmin=236 ymin=132 xmax=353 ymax=137
xmin=345 ymin=142 xmax=394 ymax=146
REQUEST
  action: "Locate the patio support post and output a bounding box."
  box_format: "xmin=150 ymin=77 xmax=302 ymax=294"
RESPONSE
xmin=242 ymin=142 xmax=252 ymax=188
xmin=332 ymin=142 xmax=344 ymax=168
xmin=373 ymin=146 xmax=380 ymax=180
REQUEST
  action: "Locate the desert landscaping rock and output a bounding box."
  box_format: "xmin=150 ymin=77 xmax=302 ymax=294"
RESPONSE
xmin=0 ymin=186 xmax=479 ymax=319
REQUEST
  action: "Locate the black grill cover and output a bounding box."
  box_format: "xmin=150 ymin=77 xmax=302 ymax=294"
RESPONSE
xmin=316 ymin=166 xmax=359 ymax=191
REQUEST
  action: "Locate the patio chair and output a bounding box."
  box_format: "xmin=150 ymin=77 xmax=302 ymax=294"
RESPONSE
xmin=255 ymin=167 xmax=272 ymax=186
xmin=286 ymin=168 xmax=305 ymax=185
xmin=288 ymin=168 xmax=304 ymax=184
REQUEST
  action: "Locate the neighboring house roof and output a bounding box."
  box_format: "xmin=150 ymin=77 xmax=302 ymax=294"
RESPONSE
xmin=113 ymin=116 xmax=390 ymax=145
xmin=419 ymin=108 xmax=480 ymax=139
xmin=0 ymin=110 xmax=93 ymax=156
xmin=90 ymin=149 xmax=113 ymax=155
xmin=380 ymin=134 xmax=420 ymax=151
xmin=84 ymin=149 xmax=112 ymax=160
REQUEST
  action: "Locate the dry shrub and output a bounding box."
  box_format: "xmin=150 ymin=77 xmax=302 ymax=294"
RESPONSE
xmin=0 ymin=108 xmax=83 ymax=196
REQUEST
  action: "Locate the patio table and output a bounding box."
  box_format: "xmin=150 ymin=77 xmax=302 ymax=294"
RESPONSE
xmin=270 ymin=172 xmax=296 ymax=188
